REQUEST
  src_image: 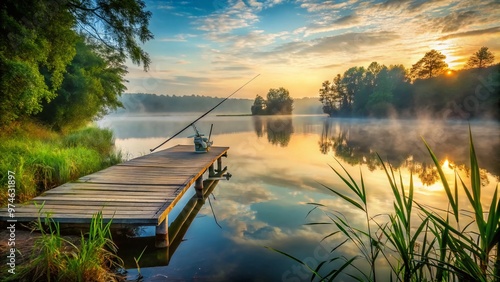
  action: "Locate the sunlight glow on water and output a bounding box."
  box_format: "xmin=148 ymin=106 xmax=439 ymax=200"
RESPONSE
xmin=98 ymin=114 xmax=499 ymax=281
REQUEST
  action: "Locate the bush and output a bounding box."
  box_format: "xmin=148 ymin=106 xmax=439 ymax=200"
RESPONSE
xmin=0 ymin=126 xmax=121 ymax=206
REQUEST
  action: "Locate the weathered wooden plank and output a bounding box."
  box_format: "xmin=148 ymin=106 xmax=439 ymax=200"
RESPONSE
xmin=11 ymin=209 xmax=156 ymax=216
xmin=30 ymin=200 xmax=164 ymax=207
xmin=45 ymin=185 xmax=182 ymax=192
xmin=17 ymin=204 xmax=160 ymax=211
xmin=34 ymin=196 xmax=174 ymax=203
xmin=57 ymin=183 xmax=183 ymax=189
xmin=1 ymin=214 xmax=158 ymax=224
xmin=43 ymin=190 xmax=181 ymax=197
xmin=1 ymin=210 xmax=155 ymax=217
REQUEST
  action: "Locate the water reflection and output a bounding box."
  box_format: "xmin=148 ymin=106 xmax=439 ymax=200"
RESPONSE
xmin=116 ymin=177 xmax=223 ymax=270
xmin=252 ymin=116 xmax=294 ymax=147
xmin=319 ymin=118 xmax=499 ymax=185
xmin=97 ymin=115 xmax=499 ymax=281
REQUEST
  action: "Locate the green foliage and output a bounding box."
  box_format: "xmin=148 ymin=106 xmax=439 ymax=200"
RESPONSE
xmin=36 ymin=38 xmax=126 ymax=131
xmin=318 ymin=49 xmax=499 ymax=119
xmin=0 ymin=126 xmax=122 ymax=206
xmin=410 ymin=49 xmax=448 ymax=80
xmin=320 ymin=64 xmax=410 ymax=117
xmin=60 ymin=212 xmax=123 ymax=281
xmin=251 ymin=94 xmax=267 ymax=115
xmin=8 ymin=211 xmax=123 ymax=281
xmin=251 ymin=88 xmax=294 ymax=115
xmin=0 ymin=0 xmax=152 ymax=127
xmin=0 ymin=0 xmax=78 ymax=125
xmin=66 ymin=0 xmax=153 ymax=70
xmin=265 ymin=87 xmax=294 ymax=115
xmin=272 ymin=130 xmax=500 ymax=281
xmin=63 ymin=127 xmax=116 ymax=157
xmin=466 ymin=47 xmax=495 ymax=69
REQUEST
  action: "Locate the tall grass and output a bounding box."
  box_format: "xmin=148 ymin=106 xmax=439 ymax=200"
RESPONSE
xmin=0 ymin=126 xmax=122 ymax=206
xmin=7 ymin=211 xmax=124 ymax=282
xmin=272 ymin=129 xmax=499 ymax=281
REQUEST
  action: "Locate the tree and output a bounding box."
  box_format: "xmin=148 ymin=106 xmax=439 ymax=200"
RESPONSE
xmin=36 ymin=37 xmax=127 ymax=131
xmin=410 ymin=50 xmax=448 ymax=80
xmin=465 ymin=46 xmax=495 ymax=69
xmin=266 ymin=87 xmax=294 ymax=115
xmin=342 ymin=66 xmax=365 ymax=114
xmin=331 ymin=74 xmax=346 ymax=111
xmin=66 ymin=0 xmax=153 ymax=70
xmin=0 ymin=0 xmax=78 ymax=125
xmin=251 ymin=95 xmax=266 ymax=115
xmin=319 ymin=80 xmax=335 ymax=116
xmin=319 ymin=74 xmax=347 ymax=116
xmin=354 ymin=62 xmax=383 ymax=115
xmin=0 ymin=0 xmax=153 ymax=126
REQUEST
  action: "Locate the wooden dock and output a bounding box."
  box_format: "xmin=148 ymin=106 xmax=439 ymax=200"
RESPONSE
xmin=0 ymin=145 xmax=229 ymax=247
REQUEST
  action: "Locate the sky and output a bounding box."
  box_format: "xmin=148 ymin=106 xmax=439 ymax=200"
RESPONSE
xmin=124 ymin=0 xmax=500 ymax=99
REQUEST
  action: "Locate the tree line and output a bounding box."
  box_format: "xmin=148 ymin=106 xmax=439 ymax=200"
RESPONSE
xmin=0 ymin=0 xmax=153 ymax=131
xmin=116 ymin=93 xmax=254 ymax=114
xmin=319 ymin=47 xmax=499 ymax=119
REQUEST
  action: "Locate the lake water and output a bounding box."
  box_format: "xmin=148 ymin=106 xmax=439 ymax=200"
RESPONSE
xmin=97 ymin=114 xmax=499 ymax=281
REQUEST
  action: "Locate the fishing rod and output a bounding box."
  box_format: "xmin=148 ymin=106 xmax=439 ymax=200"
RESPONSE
xmin=150 ymin=74 xmax=261 ymax=152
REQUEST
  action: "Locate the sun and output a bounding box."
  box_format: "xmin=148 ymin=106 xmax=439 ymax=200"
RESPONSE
xmin=446 ymin=70 xmax=453 ymax=75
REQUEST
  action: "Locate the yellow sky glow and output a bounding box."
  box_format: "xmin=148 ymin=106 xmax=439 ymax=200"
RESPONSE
xmin=124 ymin=0 xmax=500 ymax=98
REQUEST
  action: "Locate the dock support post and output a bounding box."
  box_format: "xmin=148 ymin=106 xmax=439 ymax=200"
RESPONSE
xmin=155 ymin=216 xmax=169 ymax=248
xmin=217 ymin=157 xmax=222 ymax=173
xmin=195 ymin=175 xmax=203 ymax=190
xmin=195 ymin=175 xmax=204 ymax=198
xmin=209 ymin=164 xmax=215 ymax=177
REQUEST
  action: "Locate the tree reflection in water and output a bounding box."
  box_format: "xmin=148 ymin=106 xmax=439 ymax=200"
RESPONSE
xmin=252 ymin=116 xmax=293 ymax=147
xmin=318 ymin=119 xmax=495 ymax=186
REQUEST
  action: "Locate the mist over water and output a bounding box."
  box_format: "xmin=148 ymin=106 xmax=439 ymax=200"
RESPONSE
xmin=98 ymin=114 xmax=499 ymax=281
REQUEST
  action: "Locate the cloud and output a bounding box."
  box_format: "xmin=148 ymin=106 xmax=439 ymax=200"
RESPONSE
xmin=437 ymin=26 xmax=500 ymax=40
xmin=300 ymin=0 xmax=355 ymax=12
xmin=433 ymin=11 xmax=478 ymax=33
xmin=316 ymin=63 xmax=343 ymax=69
xmin=195 ymin=0 xmax=261 ymax=35
xmin=159 ymin=34 xmax=197 ymax=42
xmin=157 ymin=4 xmax=174 ymax=10
xmin=380 ymin=0 xmax=452 ymax=11
xmin=214 ymin=65 xmax=254 ymax=72
xmin=301 ymin=31 xmax=400 ymax=55
xmin=305 ymin=13 xmax=361 ymax=36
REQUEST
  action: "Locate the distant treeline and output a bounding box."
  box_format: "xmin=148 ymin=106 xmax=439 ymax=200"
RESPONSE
xmin=319 ymin=49 xmax=499 ymax=120
xmin=115 ymin=94 xmax=323 ymax=114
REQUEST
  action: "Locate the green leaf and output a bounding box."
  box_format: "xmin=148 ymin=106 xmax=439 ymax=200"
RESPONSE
xmin=319 ymin=182 xmax=365 ymax=211
xmin=422 ymin=137 xmax=458 ymax=222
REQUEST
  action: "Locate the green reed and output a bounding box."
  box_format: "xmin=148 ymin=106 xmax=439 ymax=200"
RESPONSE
xmin=271 ymin=128 xmax=499 ymax=281
xmin=0 ymin=126 xmax=122 ymax=206
xmin=8 ymin=209 xmax=124 ymax=282
xmin=60 ymin=212 xmax=123 ymax=282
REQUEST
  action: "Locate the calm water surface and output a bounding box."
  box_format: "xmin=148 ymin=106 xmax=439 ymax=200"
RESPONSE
xmin=98 ymin=114 xmax=499 ymax=282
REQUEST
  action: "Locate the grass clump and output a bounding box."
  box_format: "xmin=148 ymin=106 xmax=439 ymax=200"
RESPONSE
xmin=5 ymin=211 xmax=124 ymax=282
xmin=272 ymin=128 xmax=499 ymax=281
xmin=0 ymin=124 xmax=122 ymax=206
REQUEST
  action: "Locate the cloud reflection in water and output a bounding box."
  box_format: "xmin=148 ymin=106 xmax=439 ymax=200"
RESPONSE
xmin=103 ymin=115 xmax=498 ymax=281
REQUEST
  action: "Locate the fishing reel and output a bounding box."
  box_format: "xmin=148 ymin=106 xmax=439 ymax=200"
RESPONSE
xmin=188 ymin=124 xmax=213 ymax=153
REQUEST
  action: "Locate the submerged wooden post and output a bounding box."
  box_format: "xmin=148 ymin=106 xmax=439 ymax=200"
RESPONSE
xmin=209 ymin=164 xmax=215 ymax=177
xmin=195 ymin=174 xmax=204 ymax=198
xmin=155 ymin=215 xmax=169 ymax=248
xmin=217 ymin=157 xmax=222 ymax=173
xmin=195 ymin=175 xmax=203 ymax=190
